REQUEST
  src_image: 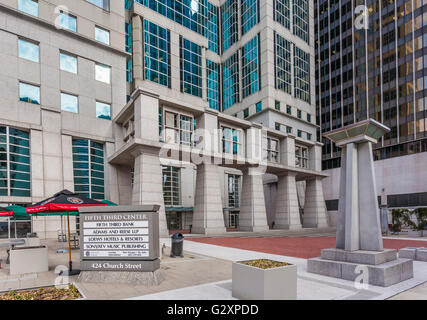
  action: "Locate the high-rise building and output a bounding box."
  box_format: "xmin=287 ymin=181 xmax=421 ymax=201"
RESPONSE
xmin=314 ymin=0 xmax=427 ymax=221
xmin=0 ymin=0 xmax=329 ymax=238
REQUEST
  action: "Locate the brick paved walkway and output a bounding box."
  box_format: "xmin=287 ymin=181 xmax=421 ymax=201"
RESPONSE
xmin=188 ymin=236 xmax=427 ymax=259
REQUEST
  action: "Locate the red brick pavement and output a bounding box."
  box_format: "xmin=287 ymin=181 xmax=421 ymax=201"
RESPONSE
xmin=187 ymin=236 xmax=427 ymax=259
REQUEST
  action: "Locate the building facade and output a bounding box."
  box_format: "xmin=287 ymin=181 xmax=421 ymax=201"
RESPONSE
xmin=314 ymin=0 xmax=427 ymax=224
xmin=0 ymin=0 xmax=127 ymax=238
xmin=0 ymin=0 xmax=329 ymax=239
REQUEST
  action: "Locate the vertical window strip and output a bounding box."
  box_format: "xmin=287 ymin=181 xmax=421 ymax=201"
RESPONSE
xmin=162 ymin=166 xmax=180 ymax=206
xmin=242 ymin=35 xmax=260 ymax=99
xmin=241 ymin=0 xmax=258 ymax=35
xmin=206 ymin=60 xmax=220 ymax=110
xmin=0 ymin=126 xmax=31 ymax=197
xmin=274 ymin=0 xmax=290 ymax=30
xmin=72 ymin=139 xmax=105 ymax=200
xmin=221 ymin=0 xmax=239 ymax=53
xmin=293 ymin=0 xmax=309 ymax=43
xmin=143 ymin=20 xmax=171 ymax=88
xmin=223 ymin=52 xmax=240 ymax=109
xmin=180 ymin=37 xmax=203 ymax=97
xmin=294 ymin=45 xmax=311 ymax=103
xmin=275 ymin=33 xmax=292 ymax=95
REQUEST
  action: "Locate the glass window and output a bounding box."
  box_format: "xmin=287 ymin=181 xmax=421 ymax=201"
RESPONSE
xmin=275 ymin=100 xmax=280 ymax=110
xmin=242 ymin=35 xmax=260 ymax=98
xmin=96 ymin=101 xmax=111 ymax=120
xmin=297 ymin=109 xmax=302 ymax=118
xmin=228 ymin=174 xmax=240 ymax=208
xmin=256 ymin=101 xmax=262 ymax=113
xmin=59 ymin=12 xmax=77 ymax=32
xmin=19 ymin=82 xmax=40 ymax=105
xmin=162 ymin=166 xmax=180 ymax=206
xmin=72 ymin=139 xmax=105 ymax=200
xmin=286 ymin=105 xmax=292 ymax=114
xmin=95 ymin=63 xmax=111 ymax=84
xmin=275 ymin=122 xmax=281 ymax=130
xmin=60 ymin=52 xmax=77 ymax=74
xmin=295 ymin=145 xmax=308 ymax=168
xmin=244 ymin=108 xmax=249 ymax=118
xmin=0 ymin=127 xmax=31 ymax=197
xmin=144 ymin=20 xmax=171 ymax=87
xmin=86 ymin=0 xmax=110 ymax=11
xmin=275 ymin=33 xmax=292 ymax=95
xmin=221 ymin=0 xmax=239 ymax=52
xmin=138 ymin=0 xmax=218 ymax=54
xmin=223 ymin=52 xmax=239 ymax=109
xmin=263 ymin=137 xmax=279 ymax=162
xmin=18 ymin=0 xmax=38 ymax=17
xmin=274 ymin=0 xmax=290 ymax=29
xmin=18 ymin=39 xmax=39 ymax=63
xmin=294 ymin=46 xmax=310 ymax=103
xmin=241 ymin=0 xmax=258 ymax=35
xmin=286 ymin=126 xmax=292 ymax=133
xmin=206 ymin=60 xmax=220 ymax=110
xmin=61 ymin=93 xmax=78 ymax=113
xmin=222 ymin=126 xmax=242 ymax=155
xmin=293 ymin=0 xmax=309 ymax=43
xmin=95 ymin=26 xmax=110 ymax=45
xmin=161 ymin=111 xmax=194 ymax=146
xmin=180 ymin=37 xmax=202 ymax=97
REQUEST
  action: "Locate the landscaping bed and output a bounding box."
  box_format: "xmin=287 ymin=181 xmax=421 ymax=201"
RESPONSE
xmin=239 ymin=259 xmax=290 ymax=269
xmin=0 ymin=284 xmax=82 ymax=300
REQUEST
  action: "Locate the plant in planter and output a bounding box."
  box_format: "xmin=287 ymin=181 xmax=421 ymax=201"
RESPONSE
xmin=232 ymin=259 xmax=297 ymax=300
xmin=391 ymin=209 xmax=407 ymax=233
xmin=402 ymin=208 xmax=427 ymax=237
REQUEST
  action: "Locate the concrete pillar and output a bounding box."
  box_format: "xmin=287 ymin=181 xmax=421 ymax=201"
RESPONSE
xmin=132 ymin=151 xmax=168 ymax=237
xmin=132 ymin=15 xmax=143 ymax=81
xmin=280 ymin=135 xmax=296 ymax=167
xmin=357 ymin=141 xmax=383 ymax=251
xmin=336 ymin=146 xmax=347 ymax=249
xmin=239 ymin=168 xmax=269 ymax=232
xmin=61 ymin=135 xmax=74 ymax=191
xmin=274 ymin=173 xmax=302 ymax=229
xmin=303 ymin=177 xmax=329 ymax=228
xmin=192 ymin=164 xmax=226 ymax=235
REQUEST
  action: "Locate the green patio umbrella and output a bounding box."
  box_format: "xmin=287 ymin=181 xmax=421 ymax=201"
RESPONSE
xmin=5 ymin=205 xmax=30 ymax=220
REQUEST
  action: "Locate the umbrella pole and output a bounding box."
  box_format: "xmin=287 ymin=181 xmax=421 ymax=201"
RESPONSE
xmin=66 ymin=209 xmax=72 ymax=272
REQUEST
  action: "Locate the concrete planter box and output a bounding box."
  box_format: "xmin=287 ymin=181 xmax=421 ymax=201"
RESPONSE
xmin=232 ymin=260 xmax=297 ymax=300
xmin=10 ymin=246 xmax=48 ymax=275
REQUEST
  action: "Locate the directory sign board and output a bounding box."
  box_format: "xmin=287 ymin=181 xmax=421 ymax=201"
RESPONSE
xmin=79 ymin=205 xmax=160 ymax=272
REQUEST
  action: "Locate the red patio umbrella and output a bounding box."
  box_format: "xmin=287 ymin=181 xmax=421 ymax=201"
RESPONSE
xmin=0 ymin=206 xmax=13 ymax=216
xmin=26 ymin=190 xmax=107 ymax=275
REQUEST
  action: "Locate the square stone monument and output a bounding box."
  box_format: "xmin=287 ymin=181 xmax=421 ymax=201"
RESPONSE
xmin=307 ymin=119 xmax=413 ymax=287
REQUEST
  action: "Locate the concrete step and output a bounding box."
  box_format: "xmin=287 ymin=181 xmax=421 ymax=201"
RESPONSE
xmin=307 ymin=256 xmax=413 ymax=287
xmin=321 ymin=248 xmax=397 ymax=265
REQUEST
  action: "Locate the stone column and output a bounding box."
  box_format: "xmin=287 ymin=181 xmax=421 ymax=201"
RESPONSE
xmin=132 ymin=15 xmax=143 ymax=81
xmin=132 ymin=151 xmax=168 ymax=238
xmin=274 ymin=173 xmax=302 ymax=229
xmin=192 ymin=164 xmax=226 ymax=235
xmin=303 ymin=177 xmax=329 ymax=228
xmin=239 ymin=168 xmax=269 ymax=232
xmin=357 ymin=141 xmax=383 ymax=251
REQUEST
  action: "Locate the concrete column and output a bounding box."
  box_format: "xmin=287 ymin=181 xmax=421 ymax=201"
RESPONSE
xmin=134 ymin=92 xmax=159 ymax=142
xmin=358 ymin=141 xmax=383 ymax=251
xmin=336 ymin=146 xmax=347 ymax=249
xmin=344 ymin=143 xmax=359 ymax=252
xmin=192 ymin=164 xmax=226 ymax=235
xmin=303 ymin=177 xmax=329 ymax=228
xmin=132 ymin=15 xmax=143 ymax=81
xmin=61 ymin=135 xmax=74 ymax=192
xmin=280 ymin=135 xmax=296 ymax=167
xmin=132 ymin=152 xmax=168 ymax=237
xmin=274 ymin=173 xmax=302 ymax=229
xmin=239 ymin=168 xmax=269 ymax=232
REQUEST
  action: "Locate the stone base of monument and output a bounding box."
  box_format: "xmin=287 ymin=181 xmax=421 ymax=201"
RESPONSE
xmin=399 ymin=247 xmax=427 ymax=261
xmin=78 ymin=269 xmax=164 ymax=286
xmin=307 ymin=248 xmax=413 ymax=287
